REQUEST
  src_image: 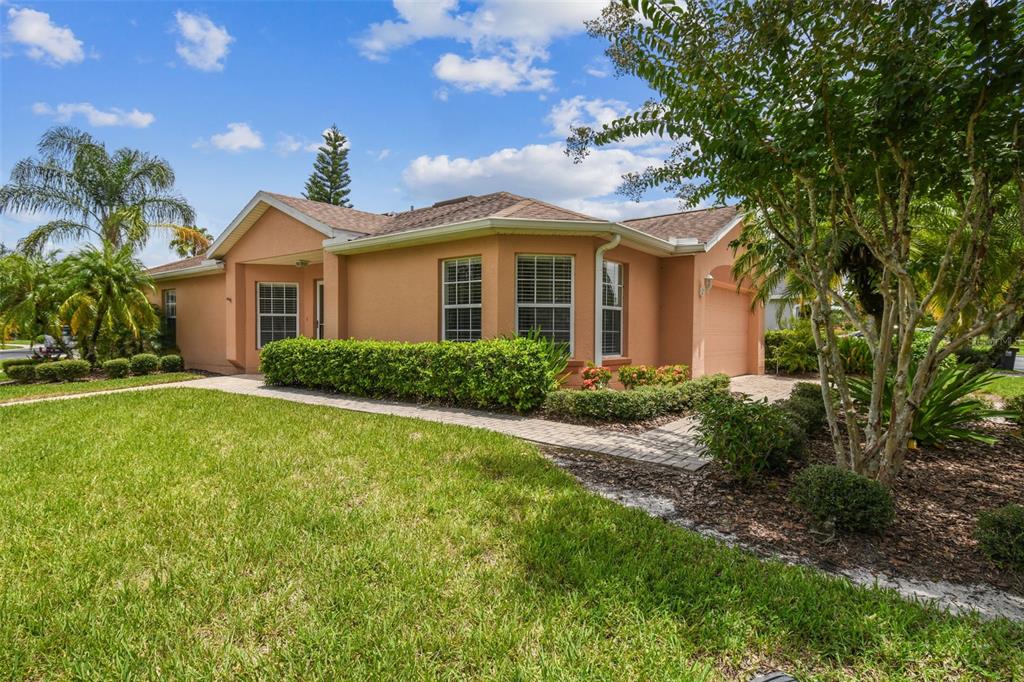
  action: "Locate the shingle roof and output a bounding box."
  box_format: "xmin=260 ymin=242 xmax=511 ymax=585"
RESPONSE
xmin=147 ymin=255 xmax=207 ymax=275
xmin=621 ymin=205 xmax=740 ymax=243
xmin=265 ymin=192 xmax=392 ymax=234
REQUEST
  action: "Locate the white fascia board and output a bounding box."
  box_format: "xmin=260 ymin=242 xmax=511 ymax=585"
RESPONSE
xmin=150 ymin=259 xmax=224 ymax=282
xmin=700 ymin=212 xmax=747 ymax=252
xmin=207 ymin=191 xmax=366 ymax=259
xmin=323 ymin=217 xmax=706 ymax=256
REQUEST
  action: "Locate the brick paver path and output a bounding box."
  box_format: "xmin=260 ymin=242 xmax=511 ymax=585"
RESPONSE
xmin=4 ymin=373 xmax=802 ymax=472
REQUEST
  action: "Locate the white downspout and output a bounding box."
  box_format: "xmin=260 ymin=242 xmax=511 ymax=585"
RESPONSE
xmin=593 ymin=233 xmax=621 ymax=367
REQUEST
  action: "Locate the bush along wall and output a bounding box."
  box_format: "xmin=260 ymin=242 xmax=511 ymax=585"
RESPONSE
xmin=543 ymin=374 xmax=730 ymax=423
xmin=260 ymin=337 xmax=567 ymax=413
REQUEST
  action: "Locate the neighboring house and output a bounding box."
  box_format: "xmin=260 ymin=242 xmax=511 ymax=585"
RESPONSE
xmin=146 ymin=191 xmax=764 ymax=382
xmin=765 ymin=282 xmax=799 ymax=331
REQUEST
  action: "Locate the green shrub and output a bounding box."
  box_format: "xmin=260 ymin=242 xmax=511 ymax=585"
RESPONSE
xmin=158 ymin=354 xmax=184 ymax=372
xmin=130 ymin=353 xmax=160 ymax=375
xmin=617 ymin=364 xmax=659 ymax=389
xmin=581 ymin=364 xmax=612 ymax=390
xmin=849 ymin=363 xmax=1007 ymax=445
xmin=694 ymin=395 xmax=804 ymax=482
xmin=790 ymin=465 xmax=894 ymax=533
xmin=102 ymin=358 xmax=131 ymax=378
xmin=543 ymin=374 xmax=731 ymax=423
xmin=6 ymin=364 xmax=37 ymax=383
xmin=836 ymin=335 xmax=872 ymax=374
xmin=261 ymin=336 xmax=567 ymax=413
xmin=1006 ymin=395 xmax=1024 ymax=426
xmin=765 ymin=325 xmax=818 ymax=374
xmin=975 ymin=504 xmax=1024 ymax=570
xmin=1 ymin=357 xmax=40 ymax=372
xmin=780 ymin=383 xmax=828 ymax=434
xmin=34 ymin=359 xmax=91 ymax=383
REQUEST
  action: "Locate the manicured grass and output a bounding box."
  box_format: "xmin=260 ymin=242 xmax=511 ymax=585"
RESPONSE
xmin=0 ymin=339 xmax=30 ymax=348
xmin=1 ymin=390 xmax=1021 ymax=679
xmin=0 ymin=372 xmax=197 ymax=403
xmin=984 ymin=374 xmax=1024 ymax=400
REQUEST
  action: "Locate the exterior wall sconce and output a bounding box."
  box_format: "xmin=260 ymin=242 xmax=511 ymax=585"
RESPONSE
xmin=295 ymin=259 xmax=310 ymax=268
xmin=699 ymin=272 xmax=715 ymax=297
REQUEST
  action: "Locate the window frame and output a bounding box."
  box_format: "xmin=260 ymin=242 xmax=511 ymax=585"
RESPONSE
xmin=441 ymin=255 xmax=483 ymax=342
xmin=514 ymin=253 xmax=575 ymax=355
xmin=315 ymin=280 xmax=325 ymax=339
xmin=163 ymin=289 xmax=177 ymax=320
xmin=256 ymin=282 xmax=300 ymax=349
xmin=601 ymin=260 xmax=624 ymax=358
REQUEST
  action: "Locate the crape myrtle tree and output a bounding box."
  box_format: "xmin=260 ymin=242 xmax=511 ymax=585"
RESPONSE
xmin=570 ymin=0 xmax=1024 ymax=485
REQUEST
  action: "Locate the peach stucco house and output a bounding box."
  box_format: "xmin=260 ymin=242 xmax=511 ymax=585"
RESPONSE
xmin=147 ymin=191 xmax=764 ymax=382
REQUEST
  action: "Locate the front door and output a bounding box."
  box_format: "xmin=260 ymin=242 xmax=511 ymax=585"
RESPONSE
xmin=316 ymin=280 xmax=325 ymax=339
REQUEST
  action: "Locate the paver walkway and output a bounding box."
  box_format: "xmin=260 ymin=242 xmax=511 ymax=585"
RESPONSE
xmin=4 ymin=373 xmax=800 ymax=472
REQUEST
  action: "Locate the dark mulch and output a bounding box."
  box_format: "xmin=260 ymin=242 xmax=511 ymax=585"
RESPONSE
xmin=547 ymin=423 xmax=1024 ymax=595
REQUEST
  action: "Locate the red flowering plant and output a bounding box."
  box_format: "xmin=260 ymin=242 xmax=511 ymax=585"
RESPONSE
xmin=580 ymin=363 xmax=612 ymax=390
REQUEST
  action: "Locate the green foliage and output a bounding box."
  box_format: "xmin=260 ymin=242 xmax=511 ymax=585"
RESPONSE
xmin=790 ymin=465 xmax=895 ymax=534
xmin=303 ymin=125 xmax=352 ymax=207
xmin=694 ymin=395 xmax=804 ymax=482
xmin=261 ymin=337 xmax=567 ymax=413
xmin=836 ymin=336 xmax=872 ymax=375
xmin=129 ymin=353 xmax=160 ymax=375
xmin=765 ymin=324 xmax=817 ymax=374
xmin=1007 ymin=395 xmax=1024 ymax=426
xmin=848 ymin=364 xmax=1008 ymax=446
xmin=617 ymin=363 xmax=690 ymax=389
xmin=0 ymin=251 xmax=65 ymax=342
xmin=59 ymin=245 xmax=158 ymax=364
xmin=102 ymin=358 xmax=131 ymax=378
xmin=542 ymin=374 xmax=730 ymax=423
xmin=6 ymin=364 xmax=38 ymax=383
xmin=158 ymin=354 xmax=183 ymax=373
xmin=34 ymin=359 xmax=90 ymax=383
xmin=975 ymin=504 xmax=1024 ymax=571
xmin=0 ymin=126 xmax=198 ymax=255
xmin=1 ymin=357 xmax=39 ymax=371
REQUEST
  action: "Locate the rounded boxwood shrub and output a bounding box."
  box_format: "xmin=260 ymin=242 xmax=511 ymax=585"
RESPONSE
xmin=102 ymin=358 xmax=131 ymax=378
xmin=34 ymin=359 xmax=90 ymax=383
xmin=789 ymin=465 xmax=894 ymax=533
xmin=129 ymin=353 xmax=160 ymax=375
xmin=6 ymin=363 xmax=38 ymax=383
xmin=158 ymin=354 xmax=183 ymax=372
xmin=975 ymin=504 xmax=1024 ymax=570
xmin=694 ymin=395 xmax=805 ymax=482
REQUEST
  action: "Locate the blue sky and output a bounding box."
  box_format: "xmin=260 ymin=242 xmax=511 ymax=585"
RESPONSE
xmin=1 ymin=1 xmax=678 ymax=266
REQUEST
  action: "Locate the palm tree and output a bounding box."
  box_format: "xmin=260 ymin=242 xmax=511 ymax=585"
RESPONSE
xmin=59 ymin=245 xmax=158 ymax=363
xmin=0 ymin=126 xmax=206 ymax=255
xmin=0 ymin=251 xmax=65 ymax=343
xmin=170 ymin=226 xmax=213 ymax=258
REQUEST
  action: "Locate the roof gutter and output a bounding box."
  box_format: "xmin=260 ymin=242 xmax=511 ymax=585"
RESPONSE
xmin=149 ymin=259 xmax=224 ymax=282
xmin=322 ymin=217 xmax=707 ymax=256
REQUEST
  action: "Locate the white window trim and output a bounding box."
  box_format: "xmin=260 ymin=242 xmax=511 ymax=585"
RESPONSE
xmin=601 ymin=261 xmax=623 ymax=358
xmin=514 ymin=253 xmax=575 ymax=356
xmin=441 ymin=255 xmax=483 ymax=342
xmin=256 ymin=282 xmax=299 ymax=349
xmin=315 ymin=280 xmax=324 ymax=339
xmin=163 ymin=289 xmax=176 ymax=320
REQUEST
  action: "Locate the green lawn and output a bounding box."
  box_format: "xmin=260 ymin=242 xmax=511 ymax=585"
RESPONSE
xmin=0 ymin=372 xmax=197 ymax=403
xmin=984 ymin=374 xmax=1024 ymax=400
xmin=1 ymin=390 xmax=1020 ymax=679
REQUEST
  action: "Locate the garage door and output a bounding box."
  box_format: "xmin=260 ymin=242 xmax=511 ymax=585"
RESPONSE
xmin=705 ymin=286 xmax=751 ymax=376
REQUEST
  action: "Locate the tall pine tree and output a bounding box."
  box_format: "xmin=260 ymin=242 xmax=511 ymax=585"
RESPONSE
xmin=303 ymin=125 xmax=352 ymax=207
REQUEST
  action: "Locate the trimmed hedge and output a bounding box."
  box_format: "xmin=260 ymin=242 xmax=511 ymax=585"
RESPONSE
xmin=261 ymin=336 xmax=567 ymax=413
xmin=542 ymin=374 xmax=731 ymax=422
xmin=975 ymin=504 xmax=1024 ymax=570
xmin=6 ymin=364 xmax=38 ymax=383
xmin=790 ymin=465 xmax=894 ymax=533
xmin=158 ymin=354 xmax=184 ymax=372
xmin=695 ymin=394 xmax=805 ymax=482
xmin=617 ymin=363 xmax=690 ymax=389
xmin=130 ymin=353 xmax=160 ymax=375
xmin=34 ymin=359 xmax=90 ymax=383
xmin=2 ymin=357 xmax=40 ymax=372
xmin=102 ymin=358 xmax=131 ymax=378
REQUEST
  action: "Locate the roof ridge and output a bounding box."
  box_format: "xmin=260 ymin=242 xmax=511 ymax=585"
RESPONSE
xmin=622 ymin=204 xmax=737 ymax=223
xmin=515 ymin=196 xmax=604 ymax=222
xmin=263 ymin=191 xmax=388 ymax=220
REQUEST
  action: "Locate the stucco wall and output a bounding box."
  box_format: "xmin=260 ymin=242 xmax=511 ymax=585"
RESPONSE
xmin=151 ymin=275 xmax=234 ymax=374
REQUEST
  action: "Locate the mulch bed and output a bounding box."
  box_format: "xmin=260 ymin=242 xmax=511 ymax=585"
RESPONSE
xmin=546 ymin=423 xmax=1024 ymax=595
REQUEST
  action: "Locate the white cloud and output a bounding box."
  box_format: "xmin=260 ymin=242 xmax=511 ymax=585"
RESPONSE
xmin=277 ymin=129 xmax=350 ymax=155
xmin=357 ymin=0 xmax=604 ymax=95
xmin=402 ymin=142 xmax=660 ymax=205
xmin=546 ymin=96 xmax=630 ymax=138
xmin=434 ymin=87 xmax=450 ymax=102
xmin=5 ymin=7 xmax=84 ymax=66
xmin=433 ymin=53 xmax=553 ymax=93
xmin=560 ymin=197 xmax=695 ymax=222
xmin=368 ymin=148 xmax=391 ymax=161
xmin=174 ymin=11 xmax=233 ymax=72
xmin=32 ymin=102 xmax=155 ymax=128
xmin=197 ymin=122 xmax=263 ymax=152
xmin=585 ymin=63 xmax=609 ymax=78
